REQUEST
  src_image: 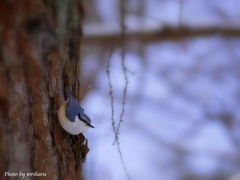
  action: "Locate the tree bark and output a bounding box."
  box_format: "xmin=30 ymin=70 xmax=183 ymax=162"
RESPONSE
xmin=0 ymin=0 xmax=88 ymax=179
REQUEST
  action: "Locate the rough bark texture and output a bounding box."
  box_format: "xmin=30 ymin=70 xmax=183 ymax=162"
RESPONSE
xmin=0 ymin=0 xmax=89 ymax=179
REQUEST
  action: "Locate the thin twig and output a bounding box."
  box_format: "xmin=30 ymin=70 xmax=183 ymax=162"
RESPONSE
xmin=115 ymin=0 xmax=129 ymax=139
xmin=106 ymin=47 xmax=131 ymax=180
xmin=115 ymin=0 xmax=131 ymax=179
xmin=179 ymin=0 xmax=187 ymax=53
xmin=179 ymin=0 xmax=183 ymax=29
xmin=124 ymin=9 xmax=164 ymax=24
xmin=106 ymin=49 xmax=118 ymax=142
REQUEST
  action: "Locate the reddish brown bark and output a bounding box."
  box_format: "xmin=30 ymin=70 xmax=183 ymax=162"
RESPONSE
xmin=0 ymin=0 xmax=88 ymax=179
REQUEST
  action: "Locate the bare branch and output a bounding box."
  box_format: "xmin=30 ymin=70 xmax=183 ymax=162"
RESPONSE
xmin=83 ymin=26 xmax=240 ymax=45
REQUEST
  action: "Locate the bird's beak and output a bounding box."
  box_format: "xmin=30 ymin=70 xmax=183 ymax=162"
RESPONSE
xmin=88 ymin=124 xmax=95 ymax=128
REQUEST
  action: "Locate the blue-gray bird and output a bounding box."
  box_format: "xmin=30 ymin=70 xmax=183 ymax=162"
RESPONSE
xmin=58 ymin=88 xmax=94 ymax=135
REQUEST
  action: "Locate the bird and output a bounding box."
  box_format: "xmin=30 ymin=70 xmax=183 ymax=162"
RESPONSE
xmin=58 ymin=88 xmax=94 ymax=135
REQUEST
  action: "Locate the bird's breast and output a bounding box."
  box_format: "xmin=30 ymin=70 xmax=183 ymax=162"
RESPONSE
xmin=58 ymin=102 xmax=89 ymax=135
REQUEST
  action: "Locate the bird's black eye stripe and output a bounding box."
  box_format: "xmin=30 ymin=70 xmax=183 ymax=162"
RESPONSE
xmin=78 ymin=113 xmax=88 ymax=124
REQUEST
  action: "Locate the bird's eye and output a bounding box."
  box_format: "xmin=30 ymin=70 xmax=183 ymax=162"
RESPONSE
xmin=78 ymin=113 xmax=88 ymax=123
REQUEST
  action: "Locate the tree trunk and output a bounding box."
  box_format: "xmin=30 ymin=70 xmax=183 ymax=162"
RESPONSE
xmin=0 ymin=0 xmax=89 ymax=179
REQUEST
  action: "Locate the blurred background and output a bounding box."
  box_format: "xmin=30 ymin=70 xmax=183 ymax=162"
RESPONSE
xmin=79 ymin=0 xmax=240 ymax=180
